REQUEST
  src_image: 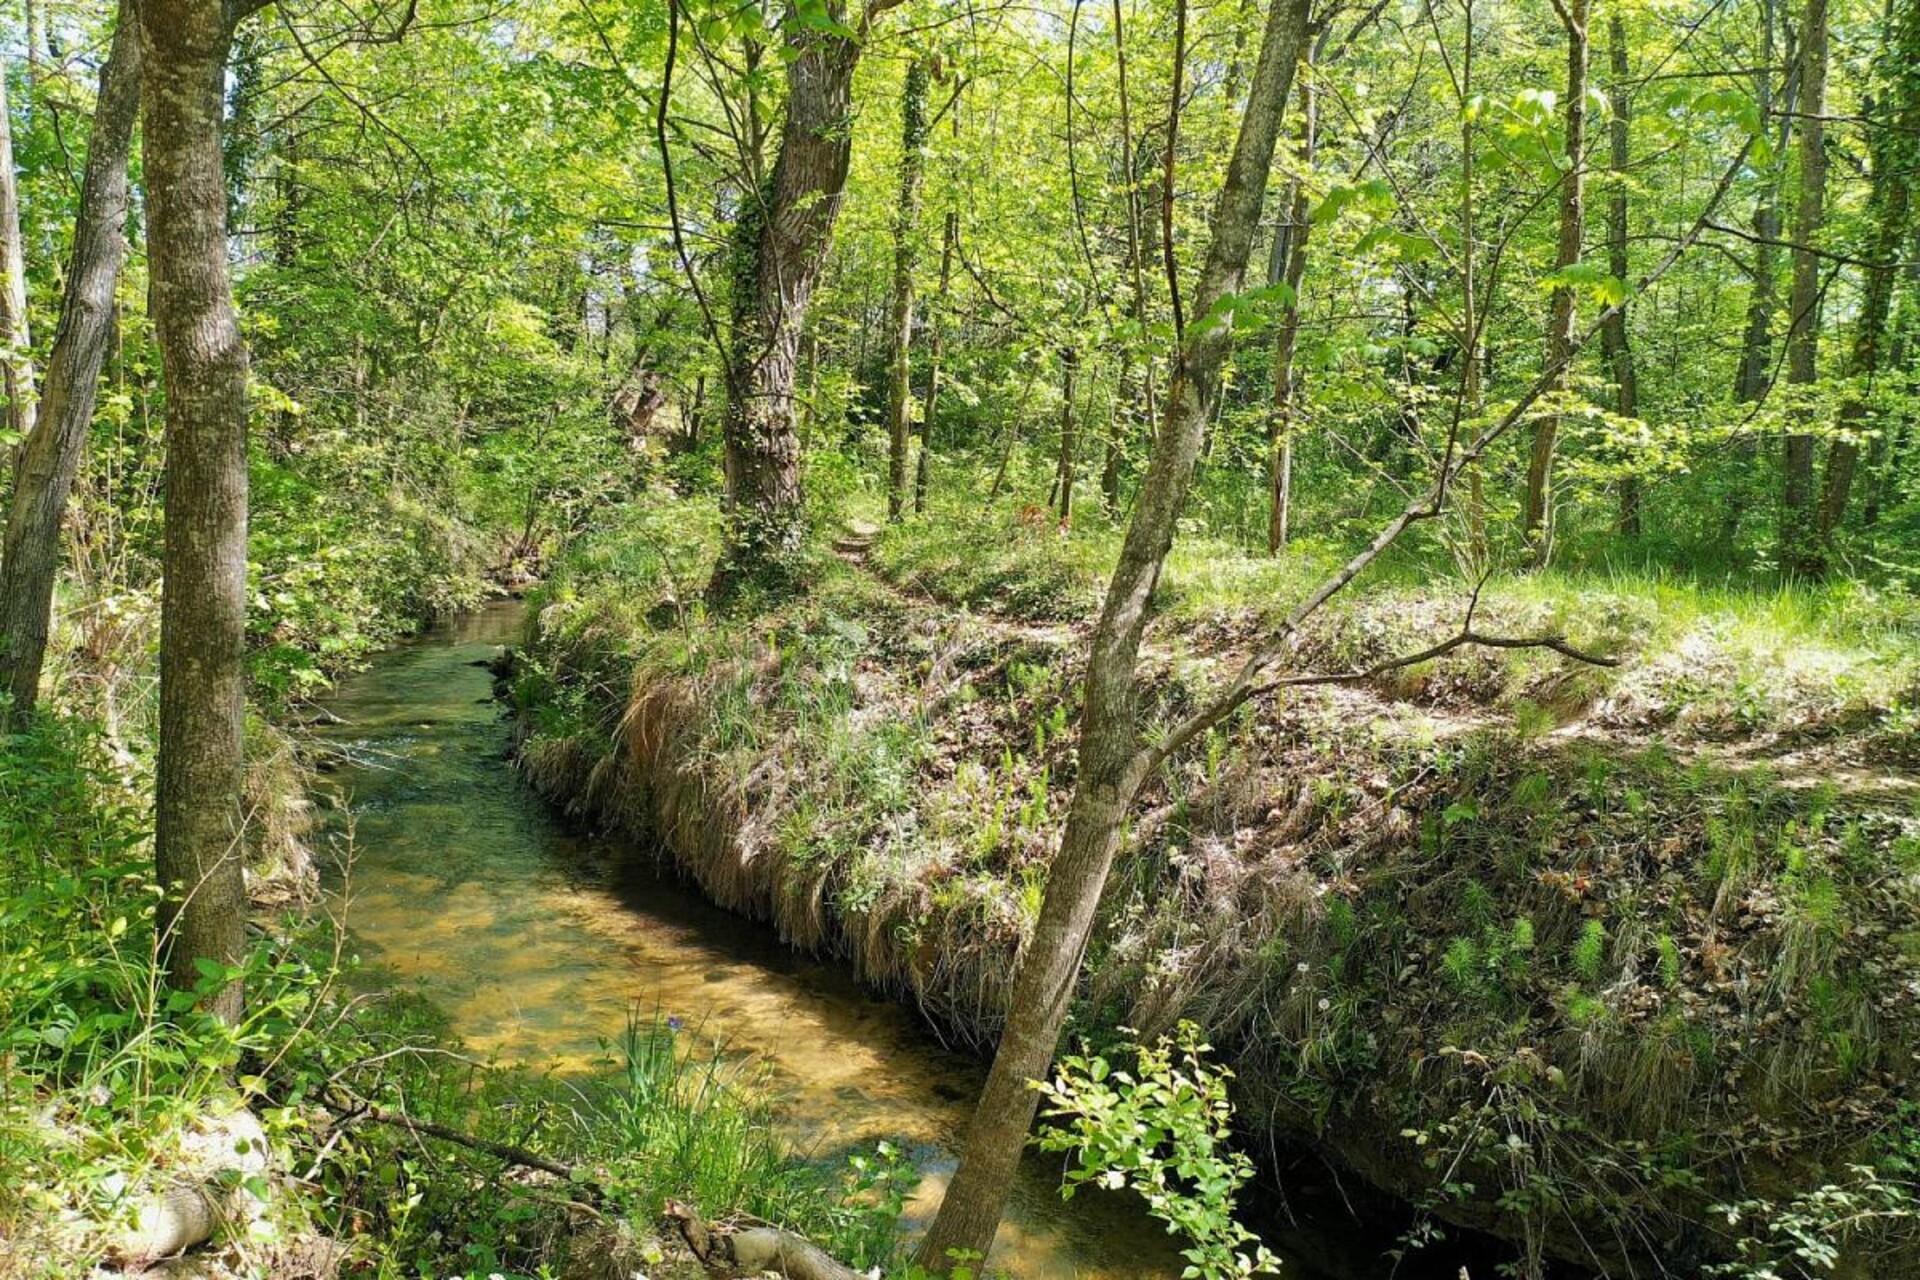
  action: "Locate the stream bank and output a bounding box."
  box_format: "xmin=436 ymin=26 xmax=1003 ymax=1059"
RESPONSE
xmin=510 ymin=506 xmax=1920 ymax=1279
xmin=315 ymin=602 xmax=1210 ymax=1277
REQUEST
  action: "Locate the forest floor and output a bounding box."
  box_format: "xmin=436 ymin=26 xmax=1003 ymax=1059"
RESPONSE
xmin=514 ymin=487 xmax=1920 ymax=1278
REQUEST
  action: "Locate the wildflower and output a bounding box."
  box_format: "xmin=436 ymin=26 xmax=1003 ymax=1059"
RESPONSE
xmin=667 ymin=1016 xmax=684 ymax=1033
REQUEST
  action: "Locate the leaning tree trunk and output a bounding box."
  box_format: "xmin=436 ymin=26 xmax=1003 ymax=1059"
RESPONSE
xmin=711 ymin=0 xmax=871 ymax=597
xmin=885 ymin=57 xmax=930 ymax=523
xmin=1814 ymin=0 xmax=1917 ymax=541
xmin=0 ymin=52 xmax=37 ymax=460
xmin=0 ymin=0 xmax=142 ymax=718
xmin=1781 ymin=0 xmax=1828 ymax=577
xmin=139 ymin=0 xmax=257 ymax=1025
xmin=1601 ymin=12 xmax=1642 ymax=536
xmin=914 ymin=0 xmax=1314 ymax=1264
xmin=1522 ymin=0 xmax=1590 ymax=566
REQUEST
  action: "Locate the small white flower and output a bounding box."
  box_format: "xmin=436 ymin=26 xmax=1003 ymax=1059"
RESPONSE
xmin=1317 ymin=998 xmax=1331 ymax=1012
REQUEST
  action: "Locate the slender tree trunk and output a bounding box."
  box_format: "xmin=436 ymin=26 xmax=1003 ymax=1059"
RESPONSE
xmin=1053 ymin=346 xmax=1079 ymax=525
xmin=1736 ymin=0 xmax=1787 ymax=407
xmin=1781 ymin=0 xmax=1829 ymax=577
xmin=1815 ymin=0 xmax=1917 ymax=541
xmin=885 ymin=58 xmax=931 ymax=522
xmin=915 ymin=208 xmax=956 ymax=515
xmin=914 ymin=0 xmax=1313 ymax=1263
xmin=0 ymin=54 xmax=38 ymax=459
xmin=1522 ymin=0 xmax=1590 ymax=566
xmin=1601 ymin=12 xmax=1642 ymax=536
xmin=712 ymin=1 xmax=874 ymax=597
xmin=1266 ymin=66 xmax=1317 ymax=553
xmin=1459 ymin=0 xmax=1486 ymax=566
xmin=1721 ymin=0 xmax=1788 ymax=553
xmin=1864 ymin=226 xmax=1920 ymax=526
xmin=1104 ymin=0 xmax=1150 ymax=515
xmin=0 ymin=1 xmax=143 ymax=718
xmin=139 ymin=0 xmax=256 ymax=1025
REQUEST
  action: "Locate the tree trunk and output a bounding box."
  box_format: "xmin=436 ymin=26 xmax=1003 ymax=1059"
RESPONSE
xmin=711 ymin=1 xmax=871 ymax=597
xmin=1459 ymin=0 xmax=1487 ymax=567
xmin=885 ymin=58 xmax=931 ymax=523
xmin=1601 ymin=12 xmax=1641 ymax=537
xmin=915 ymin=208 xmax=956 ymax=515
xmin=1266 ymin=68 xmax=1317 ymax=553
xmin=1735 ymin=0 xmax=1786 ymax=407
xmin=1103 ymin=0 xmax=1151 ymax=516
xmin=1781 ymin=0 xmax=1828 ymax=577
xmin=1053 ymin=346 xmax=1079 ymax=525
xmin=0 ymin=0 xmax=143 ymax=718
xmin=1721 ymin=0 xmax=1788 ymax=553
xmin=914 ymin=0 xmax=1313 ymax=1264
xmin=139 ymin=0 xmax=256 ymax=1025
xmin=0 ymin=53 xmax=38 ymax=460
xmin=1863 ymin=226 xmax=1920 ymax=527
xmin=1522 ymin=0 xmax=1590 ymax=566
xmin=1814 ymin=0 xmax=1917 ymax=541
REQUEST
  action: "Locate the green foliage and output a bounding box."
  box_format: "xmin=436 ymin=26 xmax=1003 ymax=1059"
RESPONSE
xmin=1035 ymin=1024 xmax=1281 ymax=1280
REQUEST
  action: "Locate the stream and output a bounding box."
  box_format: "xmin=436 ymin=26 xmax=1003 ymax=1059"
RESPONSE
xmin=309 ymin=603 xmax=1454 ymax=1278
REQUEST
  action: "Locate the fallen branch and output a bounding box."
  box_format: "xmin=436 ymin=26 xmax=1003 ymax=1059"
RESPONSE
xmin=1271 ymin=627 xmax=1619 ymax=689
xmin=318 ymin=1090 xmax=577 ymax=1180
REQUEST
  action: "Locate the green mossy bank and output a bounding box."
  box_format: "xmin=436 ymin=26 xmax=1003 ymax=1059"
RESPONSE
xmin=513 ymin=494 xmax=1920 ymax=1278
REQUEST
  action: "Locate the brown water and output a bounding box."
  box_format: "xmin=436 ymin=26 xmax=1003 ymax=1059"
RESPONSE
xmin=310 ymin=604 xmax=1433 ymax=1278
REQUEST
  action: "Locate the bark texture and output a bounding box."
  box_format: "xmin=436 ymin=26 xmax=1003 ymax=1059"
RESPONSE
xmin=712 ymin=0 xmax=870 ymax=596
xmin=0 ymin=53 xmax=37 ymax=456
xmin=140 ymin=0 xmax=254 ymax=1024
xmin=1266 ymin=67 xmax=1317 ymax=553
xmin=885 ymin=58 xmax=930 ymax=523
xmin=1781 ymin=0 xmax=1828 ymax=576
xmin=1522 ymin=0 xmax=1590 ymax=565
xmin=914 ymin=0 xmax=1314 ymax=1263
xmin=0 ymin=1 xmax=143 ymax=717
xmin=1814 ymin=0 xmax=1918 ymax=542
xmin=1601 ymin=12 xmax=1641 ymax=536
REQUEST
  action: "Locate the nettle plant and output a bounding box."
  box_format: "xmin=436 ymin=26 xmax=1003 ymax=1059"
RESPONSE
xmin=1034 ymin=1022 xmax=1281 ymax=1280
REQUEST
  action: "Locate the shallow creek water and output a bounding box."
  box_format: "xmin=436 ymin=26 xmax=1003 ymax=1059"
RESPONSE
xmin=310 ymin=603 xmax=1404 ymax=1278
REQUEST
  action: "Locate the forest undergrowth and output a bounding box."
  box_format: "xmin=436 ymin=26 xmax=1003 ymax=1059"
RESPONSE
xmin=514 ymin=482 xmax=1920 ymax=1277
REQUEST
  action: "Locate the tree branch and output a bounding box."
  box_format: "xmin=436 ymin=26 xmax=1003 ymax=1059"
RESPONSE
xmin=1127 ymin=130 xmax=1755 ymax=788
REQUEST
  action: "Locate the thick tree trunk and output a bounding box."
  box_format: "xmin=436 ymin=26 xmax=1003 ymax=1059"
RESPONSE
xmin=140 ymin=0 xmax=255 ymax=1025
xmin=712 ymin=2 xmax=870 ymax=597
xmin=914 ymin=0 xmax=1313 ymax=1264
xmin=1266 ymin=69 xmax=1317 ymax=553
xmin=1601 ymin=13 xmax=1641 ymax=537
xmin=1781 ymin=0 xmax=1828 ymax=577
xmin=885 ymin=58 xmax=930 ymax=523
xmin=1814 ymin=0 xmax=1917 ymax=541
xmin=0 ymin=54 xmax=37 ymax=458
xmin=1522 ymin=0 xmax=1590 ymax=566
xmin=0 ymin=2 xmax=143 ymax=718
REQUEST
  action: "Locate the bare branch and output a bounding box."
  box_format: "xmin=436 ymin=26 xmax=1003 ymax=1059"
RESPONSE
xmin=1128 ymin=130 xmax=1756 ymax=786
